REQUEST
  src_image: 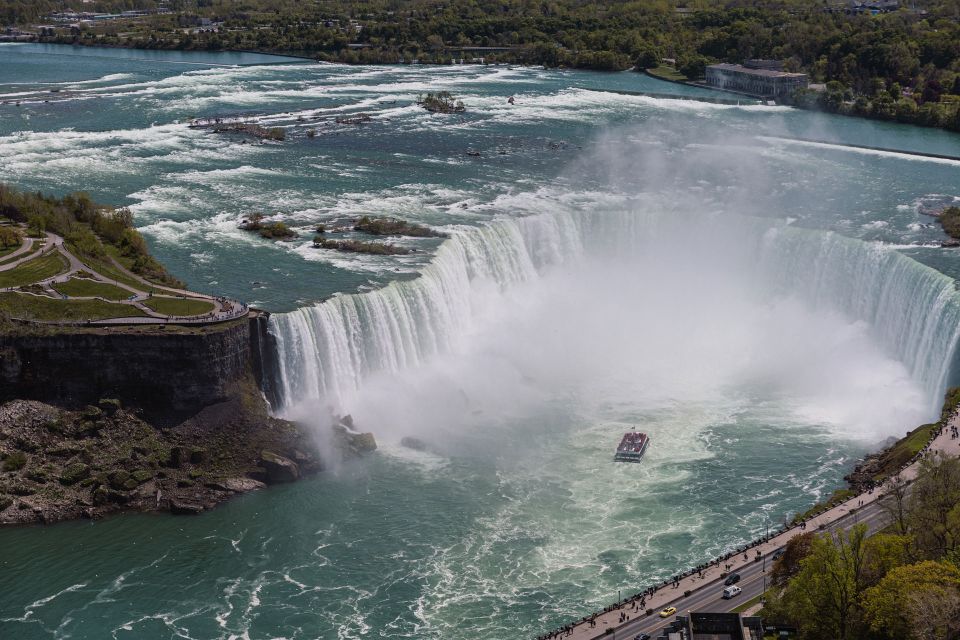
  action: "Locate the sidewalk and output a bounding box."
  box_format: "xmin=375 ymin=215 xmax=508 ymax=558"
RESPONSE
xmin=557 ymin=413 xmax=960 ymax=640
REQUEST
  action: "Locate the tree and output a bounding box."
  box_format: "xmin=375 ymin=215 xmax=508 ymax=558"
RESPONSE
xmin=634 ymin=46 xmax=660 ymax=70
xmin=26 ymin=213 xmax=46 ymax=238
xmin=880 ymin=473 xmax=910 ymax=536
xmin=779 ymin=525 xmax=870 ymax=640
xmin=771 ymin=531 xmax=815 ymax=587
xmin=907 ymin=453 xmax=960 ymax=559
xmin=862 ymin=560 xmax=960 ymax=640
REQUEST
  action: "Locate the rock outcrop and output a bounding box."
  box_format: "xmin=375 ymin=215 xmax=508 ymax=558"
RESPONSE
xmin=0 ymin=389 xmax=322 ymax=525
xmin=0 ymin=319 xmax=256 ymax=426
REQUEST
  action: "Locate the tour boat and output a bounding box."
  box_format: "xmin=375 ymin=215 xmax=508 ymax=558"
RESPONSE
xmin=614 ymin=432 xmax=649 ymax=463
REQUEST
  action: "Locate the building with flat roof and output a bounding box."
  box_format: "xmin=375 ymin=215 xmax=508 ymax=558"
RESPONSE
xmin=705 ymin=63 xmax=808 ymax=99
xmin=657 ymin=612 xmax=765 ymax=640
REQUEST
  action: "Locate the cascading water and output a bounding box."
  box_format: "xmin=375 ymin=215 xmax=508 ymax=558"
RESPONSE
xmin=268 ymin=205 xmax=960 ymax=419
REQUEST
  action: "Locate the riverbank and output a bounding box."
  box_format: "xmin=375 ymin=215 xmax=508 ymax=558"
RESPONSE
xmin=0 ymin=381 xmax=377 ymax=525
xmin=542 ymin=390 xmax=960 ymax=640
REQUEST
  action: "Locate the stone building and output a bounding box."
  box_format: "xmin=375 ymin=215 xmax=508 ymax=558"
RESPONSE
xmin=705 ymin=62 xmax=809 ymax=99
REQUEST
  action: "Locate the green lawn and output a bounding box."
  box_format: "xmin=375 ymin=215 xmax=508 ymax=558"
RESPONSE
xmin=0 ymin=292 xmax=149 ymax=321
xmin=102 ymin=245 xmax=182 ymax=290
xmin=142 ymin=296 xmax=214 ymax=317
xmin=732 ymin=593 xmax=764 ymax=613
xmin=0 ymin=252 xmax=69 ymax=288
xmin=78 ymin=252 xmax=158 ymax=295
xmin=53 ymin=277 xmax=132 ymax=301
xmin=646 ymin=64 xmax=690 ymax=82
xmin=0 ymin=241 xmax=21 ymax=259
xmin=0 ymin=239 xmax=40 ymax=266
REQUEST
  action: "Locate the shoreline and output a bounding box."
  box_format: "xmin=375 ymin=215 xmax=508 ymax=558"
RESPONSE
xmin=539 ymin=389 xmax=960 ymax=639
xmin=13 ymin=38 xmax=959 ymax=135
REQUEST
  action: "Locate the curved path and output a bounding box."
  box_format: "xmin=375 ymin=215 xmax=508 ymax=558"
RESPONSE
xmin=0 ymin=234 xmax=37 ymax=267
xmin=0 ymin=229 xmax=248 ymax=325
xmin=548 ymin=415 xmax=960 ymax=640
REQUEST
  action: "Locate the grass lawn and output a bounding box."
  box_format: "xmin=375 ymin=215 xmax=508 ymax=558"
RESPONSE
xmin=53 ymin=277 xmax=132 ymax=301
xmin=0 ymin=292 xmax=149 ymax=321
xmin=732 ymin=593 xmax=764 ymax=613
xmin=142 ymin=296 xmax=214 ymax=317
xmin=0 ymin=239 xmax=40 ymax=266
xmin=102 ymin=244 xmax=182 ymax=290
xmin=646 ymin=64 xmax=690 ymax=82
xmin=79 ymin=252 xmax=159 ymax=295
xmin=0 ymin=240 xmax=22 ymax=259
xmin=0 ymin=252 xmax=69 ymax=288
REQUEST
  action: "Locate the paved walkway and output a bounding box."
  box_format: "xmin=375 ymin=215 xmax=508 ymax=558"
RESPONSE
xmin=552 ymin=414 xmax=960 ymax=640
xmin=0 ymin=227 xmax=248 ymax=325
xmin=0 ymin=234 xmax=36 ymax=268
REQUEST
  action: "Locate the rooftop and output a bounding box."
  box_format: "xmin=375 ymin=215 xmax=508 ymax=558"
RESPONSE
xmin=707 ymin=63 xmax=807 ymax=79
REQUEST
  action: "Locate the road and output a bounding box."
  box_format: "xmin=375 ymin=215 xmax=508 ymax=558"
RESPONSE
xmin=611 ymin=501 xmax=890 ymax=640
xmin=552 ymin=416 xmax=960 ymax=640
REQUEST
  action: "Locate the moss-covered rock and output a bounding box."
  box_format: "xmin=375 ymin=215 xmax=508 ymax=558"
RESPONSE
xmin=81 ymin=405 xmax=103 ymax=421
xmin=131 ymin=469 xmax=153 ymax=484
xmin=97 ymin=398 xmax=122 ymax=415
xmin=108 ymin=470 xmax=131 ymax=490
xmin=59 ymin=463 xmax=90 ymax=486
xmin=260 ymin=450 xmax=300 ymax=483
xmin=45 ymin=418 xmax=67 ymax=434
xmin=2 ymin=451 xmax=27 ymax=471
xmin=0 ymin=451 xmax=27 ymax=471
xmin=8 ymin=482 xmax=35 ymax=496
xmin=25 ymin=468 xmax=48 ymax=484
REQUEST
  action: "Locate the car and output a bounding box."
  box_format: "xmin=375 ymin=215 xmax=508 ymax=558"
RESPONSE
xmin=772 ymin=548 xmax=785 ymax=560
xmin=634 ymin=634 xmax=651 ymax=640
xmin=724 ymin=572 xmax=741 ymax=586
xmin=722 ymin=585 xmax=742 ymax=599
xmin=659 ymin=606 xmax=677 ymax=618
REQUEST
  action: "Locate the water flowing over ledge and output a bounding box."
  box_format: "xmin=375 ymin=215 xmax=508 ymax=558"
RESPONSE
xmin=267 ymin=207 xmax=960 ymax=418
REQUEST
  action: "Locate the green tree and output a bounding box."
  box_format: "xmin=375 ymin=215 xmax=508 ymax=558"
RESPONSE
xmin=779 ymin=525 xmax=870 ymax=640
xmin=862 ymin=560 xmax=960 ymax=640
xmin=907 ymin=453 xmax=960 ymax=559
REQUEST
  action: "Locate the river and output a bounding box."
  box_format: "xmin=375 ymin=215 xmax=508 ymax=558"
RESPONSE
xmin=1 ymin=43 xmax=960 ymax=640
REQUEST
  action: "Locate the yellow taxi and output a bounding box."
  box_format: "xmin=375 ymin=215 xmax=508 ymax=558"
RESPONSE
xmin=659 ymin=606 xmax=677 ymax=618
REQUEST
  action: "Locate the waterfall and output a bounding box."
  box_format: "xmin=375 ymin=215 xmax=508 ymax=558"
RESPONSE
xmin=268 ymin=208 xmax=960 ymax=416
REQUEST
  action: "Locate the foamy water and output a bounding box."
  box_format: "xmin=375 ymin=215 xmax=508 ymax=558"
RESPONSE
xmin=2 ymin=44 xmax=960 ymax=640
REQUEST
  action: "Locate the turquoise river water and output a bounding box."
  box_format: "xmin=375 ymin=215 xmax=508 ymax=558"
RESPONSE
xmin=2 ymin=44 xmax=960 ymax=640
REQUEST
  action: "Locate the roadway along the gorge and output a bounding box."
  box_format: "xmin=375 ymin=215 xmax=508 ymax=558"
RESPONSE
xmin=610 ymin=501 xmax=891 ymax=640
xmin=553 ymin=413 xmax=960 ymax=640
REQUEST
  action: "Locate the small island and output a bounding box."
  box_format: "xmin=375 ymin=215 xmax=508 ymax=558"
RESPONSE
xmin=938 ymin=206 xmax=960 ymax=245
xmin=189 ymin=118 xmax=285 ymax=141
xmin=417 ymin=91 xmax=466 ymax=114
xmin=239 ymin=213 xmax=297 ymax=240
xmin=354 ymin=216 xmax=445 ymax=238
xmin=313 ymin=237 xmax=411 ymax=255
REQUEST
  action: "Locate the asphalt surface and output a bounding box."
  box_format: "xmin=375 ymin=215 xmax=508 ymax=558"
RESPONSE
xmin=608 ymin=500 xmax=891 ymax=640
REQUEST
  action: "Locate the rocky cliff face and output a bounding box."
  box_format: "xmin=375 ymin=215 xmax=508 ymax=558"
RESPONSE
xmin=0 ymin=319 xmax=253 ymax=425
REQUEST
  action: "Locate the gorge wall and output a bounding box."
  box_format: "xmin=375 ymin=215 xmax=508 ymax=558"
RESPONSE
xmin=0 ymin=314 xmax=269 ymax=425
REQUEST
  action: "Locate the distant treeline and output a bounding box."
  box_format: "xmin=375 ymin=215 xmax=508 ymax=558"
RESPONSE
xmin=6 ymin=0 xmax=960 ymax=130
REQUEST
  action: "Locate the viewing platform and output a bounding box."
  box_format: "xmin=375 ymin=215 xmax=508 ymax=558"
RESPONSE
xmin=0 ymin=225 xmax=247 ymax=327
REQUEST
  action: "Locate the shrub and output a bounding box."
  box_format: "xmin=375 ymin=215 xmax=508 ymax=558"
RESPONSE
xmin=940 ymin=207 xmax=960 ymax=240
xmin=2 ymin=451 xmax=27 ymax=471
